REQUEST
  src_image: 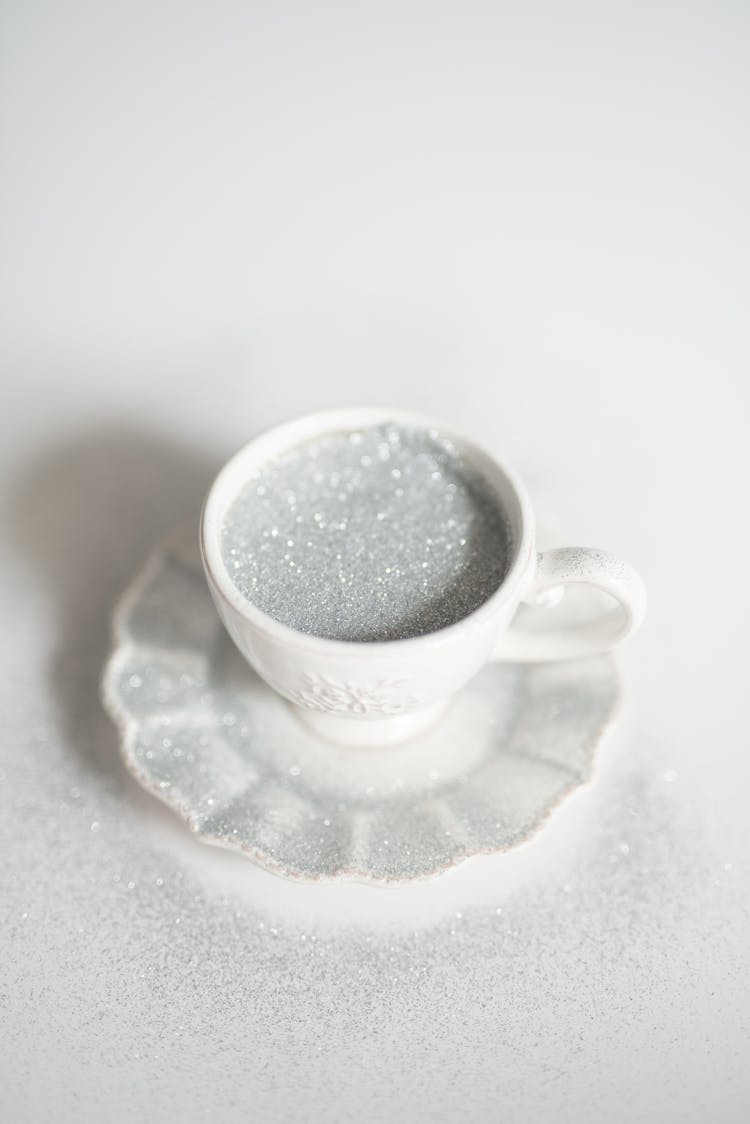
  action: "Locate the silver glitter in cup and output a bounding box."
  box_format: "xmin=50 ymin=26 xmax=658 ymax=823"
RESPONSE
xmin=221 ymin=423 xmax=511 ymax=642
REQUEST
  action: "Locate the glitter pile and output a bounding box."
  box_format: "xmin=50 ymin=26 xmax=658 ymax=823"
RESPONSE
xmin=221 ymin=422 xmax=512 ymax=642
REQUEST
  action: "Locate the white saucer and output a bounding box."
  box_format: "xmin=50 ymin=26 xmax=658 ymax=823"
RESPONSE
xmin=102 ymin=529 xmax=620 ymax=883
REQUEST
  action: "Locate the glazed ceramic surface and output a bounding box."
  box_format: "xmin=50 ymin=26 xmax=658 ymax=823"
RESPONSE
xmin=103 ymin=530 xmax=620 ymax=882
xmin=201 ymin=408 xmax=645 ymax=746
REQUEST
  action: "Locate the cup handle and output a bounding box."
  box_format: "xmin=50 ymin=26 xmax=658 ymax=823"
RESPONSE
xmin=493 ymin=548 xmax=647 ymax=662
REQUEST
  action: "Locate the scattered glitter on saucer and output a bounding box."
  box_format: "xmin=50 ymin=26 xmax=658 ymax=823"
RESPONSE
xmin=102 ymin=529 xmax=620 ymax=883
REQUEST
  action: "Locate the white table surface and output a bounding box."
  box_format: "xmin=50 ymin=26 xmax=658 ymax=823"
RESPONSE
xmin=1 ymin=3 xmax=748 ymax=1121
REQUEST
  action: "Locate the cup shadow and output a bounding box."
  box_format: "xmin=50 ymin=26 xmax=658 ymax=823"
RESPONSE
xmin=9 ymin=425 xmax=218 ymax=795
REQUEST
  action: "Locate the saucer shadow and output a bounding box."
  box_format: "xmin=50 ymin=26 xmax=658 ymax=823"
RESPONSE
xmin=9 ymin=425 xmax=218 ymax=791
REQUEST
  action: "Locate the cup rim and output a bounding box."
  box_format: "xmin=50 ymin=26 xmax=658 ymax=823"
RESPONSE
xmin=200 ymin=407 xmax=535 ymax=657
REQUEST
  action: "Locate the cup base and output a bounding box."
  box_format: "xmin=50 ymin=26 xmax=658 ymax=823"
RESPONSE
xmin=292 ymin=700 xmax=449 ymax=749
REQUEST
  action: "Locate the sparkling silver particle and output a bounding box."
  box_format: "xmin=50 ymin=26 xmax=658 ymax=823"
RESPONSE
xmin=221 ymin=423 xmax=512 ymax=641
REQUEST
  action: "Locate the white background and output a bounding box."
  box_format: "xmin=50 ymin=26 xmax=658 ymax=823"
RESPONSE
xmin=1 ymin=2 xmax=748 ymax=1121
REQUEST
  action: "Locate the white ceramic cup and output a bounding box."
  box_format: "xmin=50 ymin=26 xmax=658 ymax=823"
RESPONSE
xmin=201 ymin=408 xmax=646 ymax=747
